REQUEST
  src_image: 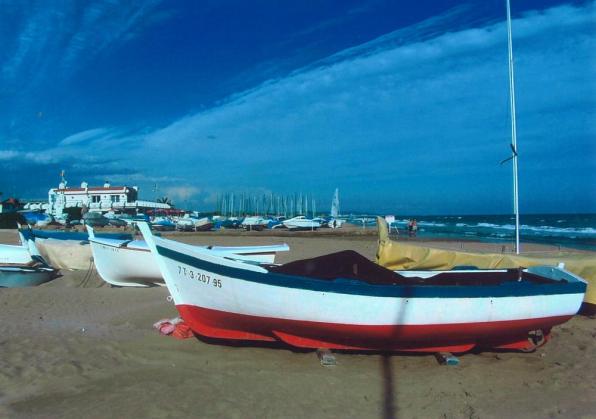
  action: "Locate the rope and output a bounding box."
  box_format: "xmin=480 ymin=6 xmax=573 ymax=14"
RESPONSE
xmin=79 ymin=257 xmax=96 ymax=287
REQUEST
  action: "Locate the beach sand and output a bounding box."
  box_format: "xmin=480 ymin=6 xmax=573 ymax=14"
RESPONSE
xmin=1 ymin=228 xmax=595 ymax=418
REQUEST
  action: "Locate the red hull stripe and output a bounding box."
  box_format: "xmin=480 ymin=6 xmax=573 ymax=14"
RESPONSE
xmin=177 ymin=304 xmax=571 ymax=352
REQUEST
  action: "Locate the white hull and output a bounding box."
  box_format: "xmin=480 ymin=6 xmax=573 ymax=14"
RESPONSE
xmin=0 ymin=244 xmax=33 ymax=265
xmin=88 ymin=232 xmax=289 ymax=288
xmin=152 ymin=235 xmax=583 ymax=325
xmin=138 ymin=222 xmax=586 ymax=352
xmin=283 ymin=216 xmax=321 ymax=230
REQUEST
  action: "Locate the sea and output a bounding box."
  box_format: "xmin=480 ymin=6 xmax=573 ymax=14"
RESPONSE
xmin=372 ymin=213 xmax=596 ymax=251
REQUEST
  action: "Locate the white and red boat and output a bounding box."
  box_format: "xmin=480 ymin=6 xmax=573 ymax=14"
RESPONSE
xmin=138 ymin=223 xmax=586 ymax=353
xmin=87 ymin=226 xmax=289 ymax=287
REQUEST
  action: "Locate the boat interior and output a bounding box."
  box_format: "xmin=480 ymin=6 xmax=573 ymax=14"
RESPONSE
xmin=267 ymin=250 xmax=559 ymax=286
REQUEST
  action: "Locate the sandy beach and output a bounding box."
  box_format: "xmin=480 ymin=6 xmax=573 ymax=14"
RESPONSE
xmin=1 ymin=228 xmax=595 ymax=419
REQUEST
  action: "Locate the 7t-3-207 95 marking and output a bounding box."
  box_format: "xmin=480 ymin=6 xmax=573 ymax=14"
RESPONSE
xmin=177 ymin=265 xmax=222 ymax=288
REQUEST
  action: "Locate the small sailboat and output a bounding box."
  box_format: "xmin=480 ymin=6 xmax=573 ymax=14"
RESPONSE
xmin=138 ymin=222 xmax=585 ymax=353
xmin=87 ymin=226 xmax=289 ymax=287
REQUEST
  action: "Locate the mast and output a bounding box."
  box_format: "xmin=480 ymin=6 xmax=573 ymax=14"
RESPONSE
xmin=506 ymin=0 xmax=520 ymax=254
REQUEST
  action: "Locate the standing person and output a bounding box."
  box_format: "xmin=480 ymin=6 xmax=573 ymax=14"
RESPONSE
xmin=412 ymin=219 xmax=418 ymax=237
xmin=407 ymin=219 xmax=413 ymax=237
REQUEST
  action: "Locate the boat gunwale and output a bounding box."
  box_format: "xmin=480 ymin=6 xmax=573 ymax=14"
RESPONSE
xmin=156 ymin=245 xmax=586 ymax=299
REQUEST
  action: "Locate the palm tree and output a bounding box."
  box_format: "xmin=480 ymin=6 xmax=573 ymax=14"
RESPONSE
xmin=157 ymin=196 xmax=174 ymax=207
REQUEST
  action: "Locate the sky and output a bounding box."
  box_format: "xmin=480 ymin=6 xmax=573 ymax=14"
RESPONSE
xmin=0 ymin=0 xmax=594 ymax=214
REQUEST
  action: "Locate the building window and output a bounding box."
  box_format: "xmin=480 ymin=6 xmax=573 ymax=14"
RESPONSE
xmin=91 ymin=195 xmax=101 ymax=203
xmin=111 ymin=195 xmax=120 ymax=203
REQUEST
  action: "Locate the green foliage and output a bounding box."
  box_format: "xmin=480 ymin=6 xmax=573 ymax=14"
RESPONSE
xmin=63 ymin=206 xmax=82 ymax=221
xmin=0 ymin=212 xmax=26 ymax=229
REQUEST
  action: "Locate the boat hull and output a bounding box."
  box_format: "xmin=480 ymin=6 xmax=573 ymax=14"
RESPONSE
xmin=91 ymin=241 xmax=160 ymax=287
xmin=89 ymin=238 xmax=289 ymax=288
xmin=0 ymin=267 xmax=58 ymax=287
xmin=147 ymin=235 xmax=586 ymax=353
xmin=0 ymin=244 xmax=32 ymax=265
xmin=177 ymin=304 xmax=571 ymax=352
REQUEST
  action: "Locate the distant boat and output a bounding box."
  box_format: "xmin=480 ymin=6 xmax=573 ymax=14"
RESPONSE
xmin=20 ymin=211 xmax=52 ymax=227
xmin=241 ymin=216 xmax=269 ymax=231
xmin=138 ymin=222 xmax=586 ymax=353
xmin=151 ymin=217 xmax=176 ymax=231
xmin=87 ymin=226 xmax=289 ymax=287
xmin=330 ymin=188 xmax=340 ymax=218
xmin=83 ymin=212 xmax=110 ymax=227
xmin=283 ymin=216 xmax=321 ymax=230
xmin=176 ymin=216 xmax=213 ymax=231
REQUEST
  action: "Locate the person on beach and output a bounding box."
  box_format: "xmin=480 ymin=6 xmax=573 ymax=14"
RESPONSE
xmin=407 ymin=219 xmax=413 ymax=237
xmin=412 ymin=219 xmax=418 ymax=237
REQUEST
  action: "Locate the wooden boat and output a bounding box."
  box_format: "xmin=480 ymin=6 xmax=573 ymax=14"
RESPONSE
xmin=0 ymin=234 xmax=33 ymax=265
xmin=138 ymin=223 xmax=586 ymax=353
xmin=0 ymin=236 xmax=59 ymax=288
xmin=18 ymin=226 xmax=133 ymax=271
xmin=87 ymin=226 xmax=289 ymax=287
xmin=0 ymin=262 xmax=59 ymax=287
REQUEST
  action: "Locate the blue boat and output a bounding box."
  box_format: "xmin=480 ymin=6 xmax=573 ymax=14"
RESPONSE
xmin=20 ymin=211 xmax=53 ymax=226
xmin=0 ymin=262 xmax=59 ymax=287
xmin=21 ymin=228 xmax=133 ymax=242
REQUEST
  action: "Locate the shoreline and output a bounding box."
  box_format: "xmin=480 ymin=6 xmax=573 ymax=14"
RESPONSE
xmin=2 ymin=224 xmax=591 ymax=254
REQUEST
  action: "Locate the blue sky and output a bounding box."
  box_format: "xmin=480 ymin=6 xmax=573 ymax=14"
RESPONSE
xmin=0 ymin=0 xmax=594 ymax=214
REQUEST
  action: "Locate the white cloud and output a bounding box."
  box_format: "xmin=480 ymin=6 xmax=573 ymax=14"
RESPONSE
xmin=0 ymin=150 xmax=20 ymax=161
xmin=7 ymin=3 xmax=595 ymax=212
xmin=59 ymin=127 xmax=117 ymax=146
xmin=1 ymin=1 xmax=169 ymax=87
xmin=163 ymin=186 xmax=202 ymax=201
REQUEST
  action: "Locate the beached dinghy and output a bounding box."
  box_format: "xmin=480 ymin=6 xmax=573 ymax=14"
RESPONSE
xmin=0 ymin=261 xmax=59 ymax=287
xmin=0 ymin=230 xmax=34 ymax=265
xmin=87 ymin=226 xmax=290 ymax=287
xmin=18 ymin=226 xmax=134 ymax=271
xmin=0 ymin=236 xmax=59 ymax=287
xmin=138 ymin=223 xmax=586 ymax=353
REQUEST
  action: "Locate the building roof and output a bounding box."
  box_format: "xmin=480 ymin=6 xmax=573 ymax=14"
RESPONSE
xmin=51 ymin=187 xmax=128 ymax=194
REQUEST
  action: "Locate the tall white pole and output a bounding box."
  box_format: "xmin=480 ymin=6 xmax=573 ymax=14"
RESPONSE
xmin=506 ymin=0 xmax=520 ymax=254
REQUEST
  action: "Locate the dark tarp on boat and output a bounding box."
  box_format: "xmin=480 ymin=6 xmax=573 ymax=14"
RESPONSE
xmin=268 ymin=250 xmax=554 ymax=286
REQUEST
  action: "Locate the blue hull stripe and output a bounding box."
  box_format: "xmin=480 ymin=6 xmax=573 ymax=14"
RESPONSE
xmin=156 ymin=246 xmax=586 ymax=298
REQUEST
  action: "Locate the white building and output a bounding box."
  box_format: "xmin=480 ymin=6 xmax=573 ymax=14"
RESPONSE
xmin=48 ymin=180 xmax=170 ymax=216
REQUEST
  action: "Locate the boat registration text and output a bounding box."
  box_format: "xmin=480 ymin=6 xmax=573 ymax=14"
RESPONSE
xmin=177 ymin=265 xmax=222 ymax=288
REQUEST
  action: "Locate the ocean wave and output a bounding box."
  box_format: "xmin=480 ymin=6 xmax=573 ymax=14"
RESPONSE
xmin=474 ymin=223 xmax=502 ymax=228
xmin=418 ymin=221 xmax=596 ymax=238
xmin=451 ymin=222 xmax=596 ymax=236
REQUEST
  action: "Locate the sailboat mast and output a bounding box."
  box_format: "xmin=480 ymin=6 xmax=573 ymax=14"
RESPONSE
xmin=506 ymin=0 xmax=520 ymax=254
